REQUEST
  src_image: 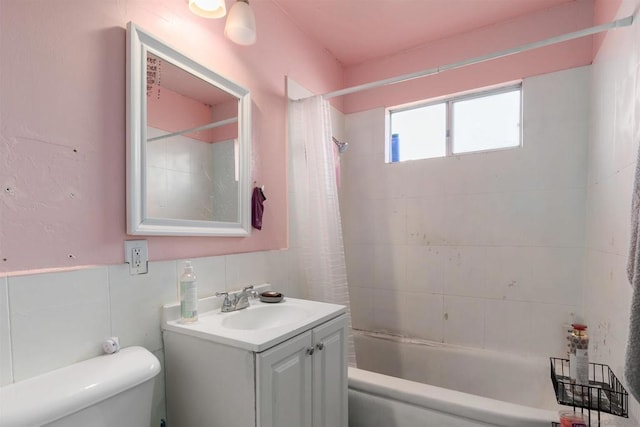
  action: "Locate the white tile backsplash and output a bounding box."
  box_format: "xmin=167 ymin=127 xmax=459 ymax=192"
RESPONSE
xmin=0 ymin=250 xmax=307 ymax=388
xmin=8 ymin=267 xmax=111 ymax=381
xmin=109 ymin=261 xmax=177 ymax=352
xmin=284 ymin=249 xmax=306 ymax=299
xmin=3 ymin=197 xmax=303 ymax=422
xmin=177 ymin=256 xmax=226 ymax=298
xmin=263 ymin=250 xmax=294 ymax=295
xmin=224 ymin=251 xmax=271 ymax=290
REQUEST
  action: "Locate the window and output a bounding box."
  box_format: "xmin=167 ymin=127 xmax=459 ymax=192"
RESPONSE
xmin=388 ymin=84 xmax=521 ymax=163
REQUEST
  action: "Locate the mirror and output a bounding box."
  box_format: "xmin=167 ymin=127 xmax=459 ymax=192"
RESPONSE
xmin=126 ymin=22 xmax=251 ymax=236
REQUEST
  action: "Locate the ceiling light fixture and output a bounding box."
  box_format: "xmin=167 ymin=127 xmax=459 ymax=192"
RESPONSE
xmin=224 ymin=0 xmax=256 ymax=46
xmin=189 ymin=0 xmax=227 ymax=19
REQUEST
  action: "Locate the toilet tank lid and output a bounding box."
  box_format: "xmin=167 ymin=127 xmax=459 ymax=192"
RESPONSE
xmin=0 ymin=346 xmax=161 ymax=427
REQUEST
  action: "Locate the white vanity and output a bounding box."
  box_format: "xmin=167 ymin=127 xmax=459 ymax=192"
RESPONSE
xmin=162 ymin=294 xmax=348 ymax=427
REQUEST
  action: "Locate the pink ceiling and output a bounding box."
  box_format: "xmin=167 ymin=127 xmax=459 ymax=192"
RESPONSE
xmin=272 ymin=0 xmax=577 ymax=67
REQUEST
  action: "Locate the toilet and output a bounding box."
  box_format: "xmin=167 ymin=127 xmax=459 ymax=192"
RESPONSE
xmin=0 ymin=346 xmax=160 ymax=427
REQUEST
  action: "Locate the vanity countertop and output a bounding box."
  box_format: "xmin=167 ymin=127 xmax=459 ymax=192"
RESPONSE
xmin=162 ymin=295 xmax=346 ymax=352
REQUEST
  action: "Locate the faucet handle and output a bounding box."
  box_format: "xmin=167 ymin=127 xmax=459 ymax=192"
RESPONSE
xmin=215 ymin=291 xmax=233 ymax=309
xmin=243 ymin=285 xmax=258 ymax=298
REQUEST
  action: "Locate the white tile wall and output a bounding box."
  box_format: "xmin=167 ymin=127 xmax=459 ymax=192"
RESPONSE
xmin=442 ymin=295 xmax=485 ymax=348
xmin=109 ymin=261 xmax=178 ymax=352
xmin=347 ymin=285 xmax=374 ymax=330
xmin=0 ymin=277 xmax=12 ymax=385
xmin=483 ymin=299 xmax=533 ymax=354
xmin=341 ymin=66 xmax=590 ymax=358
xmin=8 ymin=267 xmax=111 ymax=381
xmin=371 ymin=289 xmax=444 ymax=341
xmin=584 ymin=0 xmax=639 ymax=419
xmin=0 ymin=249 xmax=306 ymax=425
xmin=146 ymin=128 xmax=216 ymax=221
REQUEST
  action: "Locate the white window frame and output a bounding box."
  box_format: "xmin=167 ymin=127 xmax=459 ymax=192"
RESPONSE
xmin=386 ymin=82 xmax=523 ymax=163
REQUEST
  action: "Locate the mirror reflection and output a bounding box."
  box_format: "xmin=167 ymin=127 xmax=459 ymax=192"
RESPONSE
xmin=145 ymin=52 xmax=240 ymax=222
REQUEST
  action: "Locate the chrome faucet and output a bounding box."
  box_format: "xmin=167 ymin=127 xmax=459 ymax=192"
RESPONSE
xmin=216 ymin=285 xmax=258 ymax=312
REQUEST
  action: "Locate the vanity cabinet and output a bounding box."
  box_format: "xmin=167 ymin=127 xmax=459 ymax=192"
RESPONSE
xmin=257 ymin=314 xmax=348 ymax=427
xmin=163 ymin=307 xmax=347 ymax=427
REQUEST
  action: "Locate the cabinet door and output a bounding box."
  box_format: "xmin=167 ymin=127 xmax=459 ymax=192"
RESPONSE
xmin=257 ymin=331 xmax=313 ymax=427
xmin=312 ymin=315 xmax=348 ymax=427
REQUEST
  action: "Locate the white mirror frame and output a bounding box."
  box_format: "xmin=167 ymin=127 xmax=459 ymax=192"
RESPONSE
xmin=126 ymin=22 xmax=251 ymax=236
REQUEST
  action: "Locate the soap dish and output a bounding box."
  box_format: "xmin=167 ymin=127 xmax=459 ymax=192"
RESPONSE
xmin=260 ymin=291 xmax=284 ymax=303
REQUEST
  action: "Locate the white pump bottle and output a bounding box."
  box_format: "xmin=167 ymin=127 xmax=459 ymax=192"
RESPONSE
xmin=180 ymin=261 xmax=198 ymax=323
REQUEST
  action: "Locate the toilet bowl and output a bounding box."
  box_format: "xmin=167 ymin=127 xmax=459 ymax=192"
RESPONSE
xmin=0 ymin=346 xmax=161 ymax=427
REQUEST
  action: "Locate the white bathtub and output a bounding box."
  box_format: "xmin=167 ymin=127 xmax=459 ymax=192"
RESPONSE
xmin=349 ymin=331 xmax=560 ymax=427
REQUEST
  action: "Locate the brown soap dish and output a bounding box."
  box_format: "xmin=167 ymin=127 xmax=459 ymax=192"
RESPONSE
xmin=260 ymin=291 xmax=284 ymax=303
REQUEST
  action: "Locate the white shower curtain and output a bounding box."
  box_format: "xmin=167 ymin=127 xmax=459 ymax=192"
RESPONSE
xmin=289 ymin=96 xmax=356 ymax=366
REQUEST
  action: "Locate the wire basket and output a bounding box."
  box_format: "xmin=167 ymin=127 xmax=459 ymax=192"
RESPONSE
xmin=550 ymin=357 xmax=628 ymax=423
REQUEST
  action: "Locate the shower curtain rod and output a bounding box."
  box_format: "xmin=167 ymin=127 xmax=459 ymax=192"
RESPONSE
xmin=317 ymin=14 xmax=634 ymax=100
xmin=146 ymin=117 xmax=238 ymax=142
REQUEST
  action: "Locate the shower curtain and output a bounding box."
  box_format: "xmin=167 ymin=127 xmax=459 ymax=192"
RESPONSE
xmin=289 ymin=96 xmax=356 ymax=366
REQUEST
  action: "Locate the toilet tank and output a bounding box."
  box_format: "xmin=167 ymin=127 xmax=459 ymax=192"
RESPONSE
xmin=0 ymin=346 xmax=161 ymax=427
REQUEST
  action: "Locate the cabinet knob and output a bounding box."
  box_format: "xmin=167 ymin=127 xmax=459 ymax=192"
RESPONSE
xmin=316 ymin=343 xmax=325 ymax=351
xmin=306 ymin=347 xmax=315 ymax=356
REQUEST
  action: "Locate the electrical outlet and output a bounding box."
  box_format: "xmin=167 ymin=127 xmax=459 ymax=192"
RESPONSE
xmin=124 ymin=240 xmax=149 ymax=275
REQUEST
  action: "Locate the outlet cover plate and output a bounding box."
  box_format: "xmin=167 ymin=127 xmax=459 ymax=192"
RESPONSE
xmin=124 ymin=240 xmax=149 ymax=275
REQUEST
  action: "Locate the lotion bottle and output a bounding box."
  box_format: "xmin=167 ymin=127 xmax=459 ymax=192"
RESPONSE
xmin=180 ymin=261 xmax=198 ymax=323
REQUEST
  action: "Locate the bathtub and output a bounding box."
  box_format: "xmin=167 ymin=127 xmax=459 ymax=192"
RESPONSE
xmin=348 ymin=331 xmax=560 ymax=427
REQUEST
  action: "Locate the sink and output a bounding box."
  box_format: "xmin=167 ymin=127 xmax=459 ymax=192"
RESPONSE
xmin=162 ymin=295 xmax=347 ymax=352
xmin=221 ymin=304 xmax=310 ymax=330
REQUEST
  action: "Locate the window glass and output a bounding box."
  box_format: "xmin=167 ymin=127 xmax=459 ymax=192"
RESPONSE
xmin=387 ymin=84 xmax=521 ymax=163
xmin=390 ymin=103 xmax=446 ymax=161
xmin=452 ymin=89 xmax=521 ymax=154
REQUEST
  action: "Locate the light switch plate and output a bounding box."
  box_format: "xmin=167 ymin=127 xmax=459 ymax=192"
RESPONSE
xmin=124 ymin=240 xmax=149 ymax=275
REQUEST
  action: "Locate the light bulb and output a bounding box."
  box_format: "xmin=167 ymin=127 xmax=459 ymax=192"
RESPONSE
xmin=224 ymin=0 xmax=256 ymax=46
xmin=189 ymin=0 xmax=227 ymax=19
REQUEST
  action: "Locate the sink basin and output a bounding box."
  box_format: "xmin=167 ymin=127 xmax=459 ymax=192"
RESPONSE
xmin=162 ymin=296 xmax=346 ymax=352
xmin=221 ymin=304 xmax=311 ymax=330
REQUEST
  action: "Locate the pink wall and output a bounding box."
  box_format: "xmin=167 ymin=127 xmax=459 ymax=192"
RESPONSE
xmin=0 ymin=0 xmax=343 ymax=275
xmin=341 ymin=0 xmax=595 ymax=113
xmin=210 ymin=98 xmax=240 ymax=143
xmin=147 ymin=85 xmax=219 ymax=142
